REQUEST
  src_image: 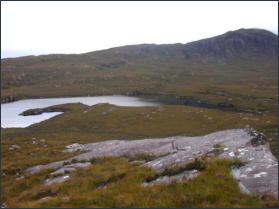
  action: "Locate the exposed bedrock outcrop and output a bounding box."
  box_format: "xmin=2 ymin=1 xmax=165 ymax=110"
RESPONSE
xmin=27 ymin=128 xmax=278 ymax=198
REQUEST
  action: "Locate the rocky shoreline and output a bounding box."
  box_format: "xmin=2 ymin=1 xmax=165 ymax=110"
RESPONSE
xmin=176 ymin=95 xmax=266 ymax=115
xmin=1 ymin=96 xmax=18 ymax=104
xmin=3 ymin=93 xmax=268 ymax=116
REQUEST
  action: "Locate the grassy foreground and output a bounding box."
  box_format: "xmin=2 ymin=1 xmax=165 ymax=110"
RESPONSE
xmin=1 ymin=103 xmax=278 ymax=207
xmin=2 ymin=156 xmax=278 ymax=208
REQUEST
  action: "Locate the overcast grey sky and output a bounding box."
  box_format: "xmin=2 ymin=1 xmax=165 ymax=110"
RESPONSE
xmin=1 ymin=1 xmax=278 ymax=59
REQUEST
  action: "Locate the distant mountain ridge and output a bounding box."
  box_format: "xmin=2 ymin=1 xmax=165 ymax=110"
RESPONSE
xmin=1 ymin=28 xmax=278 ymax=104
xmin=2 ymin=28 xmax=277 ymax=64
xmin=113 ymin=28 xmax=278 ymax=65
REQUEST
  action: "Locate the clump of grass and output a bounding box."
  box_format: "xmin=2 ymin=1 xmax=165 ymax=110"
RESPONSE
xmin=124 ymin=152 xmax=173 ymax=164
xmin=106 ymin=173 xmax=126 ymax=184
xmin=1 ymin=168 xmax=21 ymax=176
xmin=183 ymin=157 xmax=207 ymax=171
xmin=261 ymin=194 xmax=278 ymax=208
xmin=231 ymin=157 xmax=247 ymax=168
xmin=90 ymin=157 xmax=97 ymax=164
xmin=64 ymin=170 xmax=70 ymax=174
xmin=63 ymin=162 xmax=70 ymax=166
xmin=145 ymin=173 xmax=161 ymax=183
xmin=63 ymin=159 xmax=89 ymax=167
xmin=51 ymin=173 xmax=64 ymax=178
xmin=161 ymin=157 xmax=207 ymax=177
xmin=127 ymin=153 xmax=157 ymax=162
xmin=78 ymin=159 xmax=88 ymax=163
xmin=70 ymin=159 xmax=78 ymax=164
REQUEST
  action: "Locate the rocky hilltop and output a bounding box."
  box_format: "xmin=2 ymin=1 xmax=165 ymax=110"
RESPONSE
xmin=182 ymin=28 xmax=278 ymax=64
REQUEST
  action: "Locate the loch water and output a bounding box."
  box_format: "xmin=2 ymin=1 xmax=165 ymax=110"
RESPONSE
xmin=1 ymin=94 xmax=242 ymax=128
xmin=1 ymin=95 xmax=162 ymax=128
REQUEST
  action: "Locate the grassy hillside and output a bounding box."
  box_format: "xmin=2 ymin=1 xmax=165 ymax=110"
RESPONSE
xmin=1 ymin=103 xmax=278 ymax=207
xmin=1 ymin=28 xmax=278 ymax=207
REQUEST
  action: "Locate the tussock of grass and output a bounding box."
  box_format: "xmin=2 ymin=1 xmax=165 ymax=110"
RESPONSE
xmin=124 ymin=153 xmax=158 ymax=162
xmin=231 ymin=157 xmax=247 ymax=168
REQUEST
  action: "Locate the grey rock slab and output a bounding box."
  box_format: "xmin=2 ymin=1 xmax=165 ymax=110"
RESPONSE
xmin=221 ymin=137 xmax=278 ymax=198
xmin=37 ymin=196 xmax=53 ymax=204
xmin=26 ymin=165 xmax=45 ymax=174
xmin=146 ymin=129 xmax=251 ymax=170
xmin=42 ymin=174 xmax=70 ymax=186
xmin=51 ymin=168 xmax=76 ymax=175
xmin=239 ymin=163 xmax=277 ymax=197
xmin=50 ymin=162 xmax=91 ymax=175
xmin=15 ymin=176 xmax=25 ymax=180
xmin=26 ymin=128 xmax=277 ymax=198
xmin=64 ymin=162 xmax=91 ymax=169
